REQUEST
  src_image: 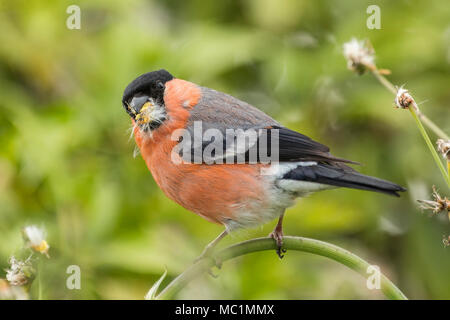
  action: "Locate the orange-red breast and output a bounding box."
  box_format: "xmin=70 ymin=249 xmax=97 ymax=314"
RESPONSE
xmin=122 ymin=69 xmax=405 ymax=258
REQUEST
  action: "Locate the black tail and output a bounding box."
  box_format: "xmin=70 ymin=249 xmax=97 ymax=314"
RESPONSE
xmin=282 ymin=163 xmax=406 ymax=197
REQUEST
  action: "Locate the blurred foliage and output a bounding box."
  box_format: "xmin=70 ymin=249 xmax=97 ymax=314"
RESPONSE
xmin=0 ymin=0 xmax=449 ymax=299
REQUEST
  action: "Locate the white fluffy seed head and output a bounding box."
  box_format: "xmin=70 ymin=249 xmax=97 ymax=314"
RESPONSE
xmin=22 ymin=225 xmax=50 ymax=257
xmin=5 ymin=256 xmax=34 ymax=286
xmin=343 ymin=38 xmax=375 ymax=74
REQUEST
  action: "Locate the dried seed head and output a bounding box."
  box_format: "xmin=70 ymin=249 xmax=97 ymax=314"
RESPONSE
xmin=417 ymin=186 xmax=450 ymax=215
xmin=443 ymin=235 xmax=450 ymax=247
xmin=394 ymin=86 xmax=416 ymax=109
xmin=5 ymin=256 xmax=35 ymax=286
xmin=436 ymin=139 xmax=450 ymax=160
xmin=343 ymin=38 xmax=375 ymax=75
xmin=22 ymin=225 xmax=50 ymax=258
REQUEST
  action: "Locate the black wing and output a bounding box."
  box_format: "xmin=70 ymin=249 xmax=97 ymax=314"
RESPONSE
xmin=272 ymin=126 xmax=358 ymax=164
xmin=176 ymin=124 xmax=358 ymax=165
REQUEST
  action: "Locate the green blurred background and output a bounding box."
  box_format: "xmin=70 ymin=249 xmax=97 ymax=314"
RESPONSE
xmin=0 ymin=0 xmax=449 ymax=299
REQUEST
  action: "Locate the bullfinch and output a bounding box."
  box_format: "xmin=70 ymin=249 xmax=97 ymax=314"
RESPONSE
xmin=122 ymin=69 xmax=405 ymax=259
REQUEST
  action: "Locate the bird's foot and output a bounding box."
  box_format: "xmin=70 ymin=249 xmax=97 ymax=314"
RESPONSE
xmin=194 ymin=245 xmax=223 ymax=271
xmin=194 ymin=245 xmax=214 ymax=263
xmin=269 ymin=229 xmax=287 ymax=259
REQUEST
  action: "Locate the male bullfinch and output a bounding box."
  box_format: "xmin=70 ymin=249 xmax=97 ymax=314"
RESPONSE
xmin=122 ymin=69 xmax=405 ymax=259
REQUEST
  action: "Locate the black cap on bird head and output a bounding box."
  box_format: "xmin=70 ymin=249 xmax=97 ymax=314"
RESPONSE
xmin=122 ymin=69 xmax=174 ymax=118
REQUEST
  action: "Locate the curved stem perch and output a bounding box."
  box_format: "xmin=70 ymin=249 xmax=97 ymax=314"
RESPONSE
xmin=155 ymin=236 xmax=407 ymax=300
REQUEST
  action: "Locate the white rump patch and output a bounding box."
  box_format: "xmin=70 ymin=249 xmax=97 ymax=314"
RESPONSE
xmin=266 ymin=161 xmax=333 ymax=193
xmin=266 ymin=161 xmax=317 ymax=178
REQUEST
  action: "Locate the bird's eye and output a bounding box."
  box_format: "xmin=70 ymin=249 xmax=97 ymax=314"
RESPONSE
xmin=156 ymin=81 xmax=164 ymax=89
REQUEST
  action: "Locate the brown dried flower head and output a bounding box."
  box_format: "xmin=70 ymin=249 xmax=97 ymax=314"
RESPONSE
xmin=394 ymin=87 xmax=415 ymax=109
xmin=436 ymin=139 xmax=450 ymax=160
xmin=417 ymin=186 xmax=449 ymax=216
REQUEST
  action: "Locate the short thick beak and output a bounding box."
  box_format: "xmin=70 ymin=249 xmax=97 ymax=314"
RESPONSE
xmin=129 ymin=95 xmax=150 ymax=115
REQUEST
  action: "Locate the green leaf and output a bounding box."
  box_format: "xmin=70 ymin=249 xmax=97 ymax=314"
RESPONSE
xmin=144 ymin=269 xmax=167 ymax=300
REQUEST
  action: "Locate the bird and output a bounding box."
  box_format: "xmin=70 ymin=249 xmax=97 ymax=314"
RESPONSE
xmin=122 ymin=69 xmax=406 ymax=259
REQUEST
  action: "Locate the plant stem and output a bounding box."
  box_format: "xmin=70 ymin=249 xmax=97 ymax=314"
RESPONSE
xmin=371 ymin=70 xmax=397 ymax=94
xmin=420 ymin=115 xmax=450 ymax=141
xmin=155 ymin=236 xmax=407 ymax=300
xmin=409 ymin=108 xmax=450 ymax=188
xmin=37 ymin=258 xmax=43 ymax=300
